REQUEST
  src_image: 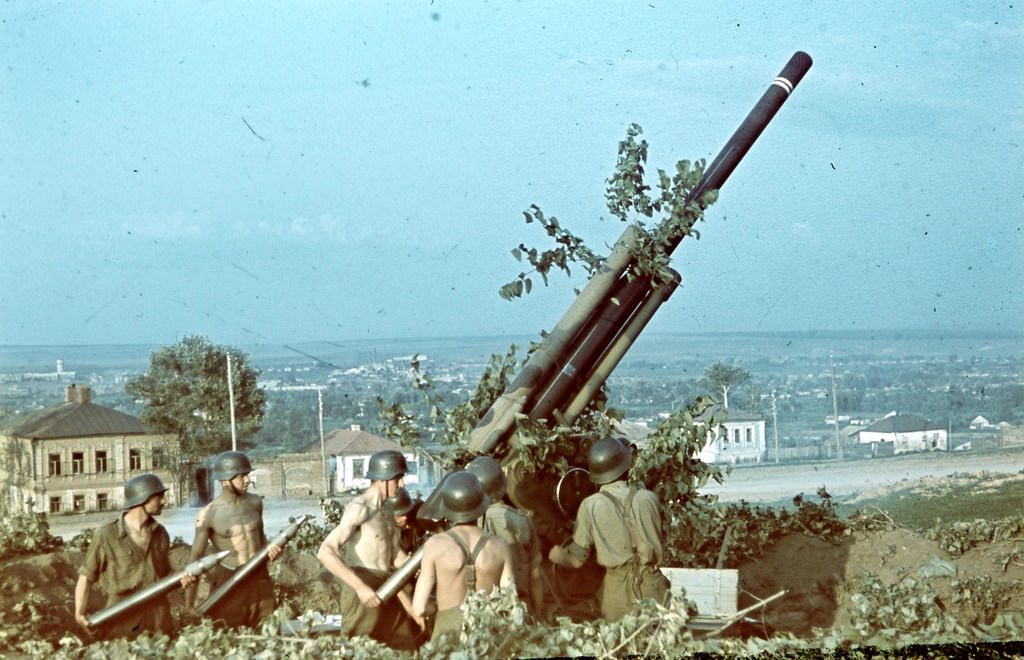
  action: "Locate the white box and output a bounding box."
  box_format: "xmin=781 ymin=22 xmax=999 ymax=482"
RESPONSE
xmin=660 ymin=568 xmax=738 ymax=616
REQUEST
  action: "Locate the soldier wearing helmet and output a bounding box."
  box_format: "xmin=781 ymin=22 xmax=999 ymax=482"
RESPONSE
xmin=318 ymin=449 xmax=424 ymax=649
xmin=412 ymin=471 xmax=514 ymax=643
xmin=548 ymin=437 xmax=669 ymax=622
xmin=465 ymin=455 xmax=544 ymax=615
xmin=386 ymin=487 xmax=424 ymax=554
xmin=184 ymin=450 xmax=281 ymax=628
xmin=74 ymin=473 xmax=195 ymax=639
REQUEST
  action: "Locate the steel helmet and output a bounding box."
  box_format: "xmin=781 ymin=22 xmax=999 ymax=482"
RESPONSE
xmin=366 ymin=450 xmax=408 ymax=481
xmin=213 ymin=450 xmax=253 ymax=482
xmin=123 ymin=473 xmax=168 ymax=509
xmin=587 ymin=436 xmax=632 ymax=485
xmin=465 ymin=455 xmax=507 ymax=502
xmin=386 ymin=487 xmax=416 ymax=516
xmin=440 ymin=471 xmax=489 ymax=524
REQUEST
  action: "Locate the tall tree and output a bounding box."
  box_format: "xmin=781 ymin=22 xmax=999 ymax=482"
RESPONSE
xmin=126 ymin=336 xmax=265 ymax=498
xmin=698 ymin=361 xmax=751 ymax=409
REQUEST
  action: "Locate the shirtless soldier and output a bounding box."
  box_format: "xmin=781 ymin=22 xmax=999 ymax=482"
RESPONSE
xmin=184 ymin=450 xmax=282 ymax=628
xmin=317 ymin=449 xmax=423 ymax=649
xmin=412 ymin=471 xmax=515 ymax=642
xmin=75 ymin=473 xmax=195 ymax=639
xmin=465 ymin=455 xmax=544 ymax=615
xmin=548 ymin=436 xmax=670 ymax=622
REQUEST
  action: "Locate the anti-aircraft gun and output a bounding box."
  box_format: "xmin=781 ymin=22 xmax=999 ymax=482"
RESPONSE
xmin=376 ymin=51 xmax=812 ymax=602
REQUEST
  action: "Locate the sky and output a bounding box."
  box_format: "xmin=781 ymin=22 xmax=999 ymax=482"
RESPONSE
xmin=2 ymin=1 xmax=1022 ymax=348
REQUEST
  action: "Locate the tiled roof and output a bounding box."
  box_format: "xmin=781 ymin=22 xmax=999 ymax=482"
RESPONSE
xmin=299 ymin=428 xmax=405 ymax=455
xmin=861 ymin=414 xmax=942 ymax=434
xmin=2 ymin=400 xmax=146 ymax=439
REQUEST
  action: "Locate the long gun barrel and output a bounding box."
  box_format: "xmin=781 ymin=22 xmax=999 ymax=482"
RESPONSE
xmin=87 ymin=549 xmax=230 ymax=628
xmin=468 ymin=51 xmax=812 ymax=456
xmin=398 ymin=51 xmax=812 ymax=601
xmin=197 ymin=515 xmax=309 ymax=615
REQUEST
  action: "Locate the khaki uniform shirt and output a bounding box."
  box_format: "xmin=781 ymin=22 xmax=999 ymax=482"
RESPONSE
xmin=79 ymin=515 xmax=172 ymax=602
xmin=481 ymin=502 xmax=541 ymax=593
xmin=568 ymin=480 xmax=664 ymax=568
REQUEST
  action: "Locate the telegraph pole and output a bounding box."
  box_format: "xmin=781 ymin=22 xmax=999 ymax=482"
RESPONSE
xmin=771 ymin=389 xmax=779 ymax=463
xmin=318 ymin=386 xmax=328 ymax=495
xmin=227 ymin=354 xmax=237 ymax=451
xmin=831 ymin=354 xmax=843 ymax=462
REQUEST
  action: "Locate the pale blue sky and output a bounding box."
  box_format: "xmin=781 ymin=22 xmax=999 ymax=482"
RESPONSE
xmin=2 ymin=1 xmax=1021 ymax=347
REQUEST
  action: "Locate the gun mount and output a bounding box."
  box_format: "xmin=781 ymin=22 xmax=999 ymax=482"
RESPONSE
xmin=376 ymin=51 xmax=812 ymax=603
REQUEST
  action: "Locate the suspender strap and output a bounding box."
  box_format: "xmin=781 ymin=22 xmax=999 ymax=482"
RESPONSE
xmin=599 ymin=487 xmax=641 ymax=560
xmin=446 ymin=530 xmax=492 ymax=591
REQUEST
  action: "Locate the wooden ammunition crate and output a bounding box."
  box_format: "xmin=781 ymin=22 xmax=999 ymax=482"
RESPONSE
xmin=660 ymin=568 xmax=738 ymax=617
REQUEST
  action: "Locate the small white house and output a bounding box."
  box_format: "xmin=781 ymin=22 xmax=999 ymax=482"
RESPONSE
xmin=856 ymin=411 xmax=948 ymax=456
xmin=302 ymin=425 xmax=418 ymax=492
xmin=697 ymin=407 xmax=767 ymax=465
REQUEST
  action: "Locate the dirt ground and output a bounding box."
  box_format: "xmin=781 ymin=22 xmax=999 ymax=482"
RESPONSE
xmin=4 ymin=469 xmax=1024 ymax=649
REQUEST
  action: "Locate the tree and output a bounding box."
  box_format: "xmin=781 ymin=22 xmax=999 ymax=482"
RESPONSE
xmin=125 ymin=336 xmax=266 ymax=499
xmin=698 ymin=361 xmax=751 ymax=409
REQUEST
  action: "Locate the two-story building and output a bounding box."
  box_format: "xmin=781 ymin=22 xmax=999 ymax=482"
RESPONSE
xmin=0 ymin=384 xmax=177 ymax=514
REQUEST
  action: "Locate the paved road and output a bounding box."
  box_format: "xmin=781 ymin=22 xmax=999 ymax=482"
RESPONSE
xmin=46 ymin=448 xmax=1024 ymax=540
xmin=701 ymin=448 xmax=1024 ymax=504
xmin=47 ymin=495 xmax=325 ymax=542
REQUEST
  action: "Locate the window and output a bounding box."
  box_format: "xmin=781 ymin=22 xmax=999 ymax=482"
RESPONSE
xmin=73 ymin=494 xmax=85 ymax=511
xmin=48 ymin=453 xmax=62 ymax=476
xmin=49 ymin=496 xmax=62 ymax=513
xmin=152 ymin=448 xmax=165 ymax=470
xmin=746 ymin=428 xmax=753 ymax=444
xmin=733 ymin=428 xmax=741 ymax=444
xmin=95 ymin=450 xmax=108 ymax=473
xmin=72 ymin=452 xmax=84 ymax=474
xmin=96 ymin=492 xmax=109 ymax=510
xmin=129 ymin=449 xmax=142 ymax=471
xmin=352 ymin=458 xmax=365 ymax=478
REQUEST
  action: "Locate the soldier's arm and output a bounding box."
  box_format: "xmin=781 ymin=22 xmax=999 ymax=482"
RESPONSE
xmin=73 ymin=574 xmax=94 ymax=632
xmin=498 ymin=541 xmax=516 ymax=591
xmin=183 ymin=512 xmax=213 ymax=610
xmin=317 ymin=502 xmax=380 ymax=607
xmin=254 ymin=495 xmax=283 ymax=561
xmin=411 ymin=540 xmax=438 ymax=618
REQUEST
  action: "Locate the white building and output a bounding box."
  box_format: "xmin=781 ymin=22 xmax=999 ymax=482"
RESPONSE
xmin=856 ymin=411 xmax=948 ymax=456
xmin=697 ymin=407 xmax=767 ymax=465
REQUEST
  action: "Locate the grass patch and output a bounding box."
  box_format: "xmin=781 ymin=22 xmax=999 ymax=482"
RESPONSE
xmin=835 ymin=471 xmax=1024 ymax=530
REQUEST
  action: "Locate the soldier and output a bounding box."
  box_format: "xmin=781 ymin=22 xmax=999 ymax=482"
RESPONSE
xmin=386 ymin=486 xmax=424 ymax=554
xmin=548 ymin=436 xmax=670 ymax=622
xmin=74 ymin=473 xmax=196 ymax=639
xmin=465 ymin=455 xmax=544 ymax=614
xmin=184 ymin=450 xmax=281 ymax=628
xmin=412 ymin=471 xmax=515 ymax=642
xmin=318 ymin=449 xmax=424 ymax=649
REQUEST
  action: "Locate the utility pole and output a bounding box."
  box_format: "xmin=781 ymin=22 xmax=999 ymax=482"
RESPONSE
xmin=831 ymin=354 xmax=843 ymax=462
xmin=318 ymin=386 xmax=328 ymax=496
xmin=227 ymin=354 xmax=237 ymax=451
xmin=771 ymin=389 xmax=779 ymax=463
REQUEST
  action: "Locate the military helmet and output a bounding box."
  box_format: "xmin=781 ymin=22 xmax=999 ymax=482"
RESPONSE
xmin=440 ymin=471 xmax=489 ymax=524
xmin=386 ymin=487 xmax=416 ymax=516
xmin=123 ymin=473 xmax=168 ymax=509
xmin=213 ymin=450 xmax=253 ymax=482
xmin=465 ymin=455 xmax=507 ymax=501
xmin=587 ymin=436 xmax=633 ymax=485
xmin=366 ymin=450 xmax=408 ymax=481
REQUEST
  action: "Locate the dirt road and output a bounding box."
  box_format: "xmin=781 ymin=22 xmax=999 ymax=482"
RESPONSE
xmin=701 ymin=447 xmax=1024 ymax=504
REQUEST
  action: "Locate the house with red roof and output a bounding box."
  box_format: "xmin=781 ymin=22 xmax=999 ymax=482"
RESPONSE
xmin=0 ymin=384 xmax=177 ymax=514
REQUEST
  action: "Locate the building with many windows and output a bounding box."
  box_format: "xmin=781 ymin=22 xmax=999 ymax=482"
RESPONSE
xmin=0 ymin=384 xmax=177 ymax=513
